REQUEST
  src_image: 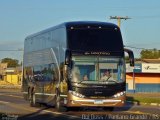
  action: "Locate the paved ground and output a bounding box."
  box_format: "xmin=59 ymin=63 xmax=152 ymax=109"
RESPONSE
xmin=0 ymin=89 xmax=159 ymax=120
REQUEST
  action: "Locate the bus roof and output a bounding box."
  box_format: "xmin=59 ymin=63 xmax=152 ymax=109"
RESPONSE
xmin=25 ymin=21 xmax=119 ymax=40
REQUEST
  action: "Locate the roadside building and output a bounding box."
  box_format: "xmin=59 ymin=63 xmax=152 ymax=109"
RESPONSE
xmin=4 ymin=67 xmax=22 ymax=85
xmin=0 ymin=63 xmax=7 ymax=80
xmin=126 ymin=59 xmax=160 ymax=92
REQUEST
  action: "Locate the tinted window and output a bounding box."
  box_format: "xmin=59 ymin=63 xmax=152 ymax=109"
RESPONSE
xmin=68 ymin=28 xmax=123 ymax=51
xmin=33 ymin=63 xmax=56 ymax=81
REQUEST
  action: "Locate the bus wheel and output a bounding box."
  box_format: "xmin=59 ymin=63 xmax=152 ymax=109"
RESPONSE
xmin=30 ymin=92 xmax=40 ymax=107
xmin=55 ymin=93 xmax=67 ymax=112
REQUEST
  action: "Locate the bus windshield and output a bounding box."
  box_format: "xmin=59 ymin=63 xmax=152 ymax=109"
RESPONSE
xmin=71 ymin=56 xmax=125 ymax=84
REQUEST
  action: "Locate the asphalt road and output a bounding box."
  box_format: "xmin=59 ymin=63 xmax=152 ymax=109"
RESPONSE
xmin=0 ymin=89 xmax=159 ymax=120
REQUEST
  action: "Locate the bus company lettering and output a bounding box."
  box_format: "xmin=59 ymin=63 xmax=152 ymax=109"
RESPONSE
xmin=85 ymin=52 xmax=110 ymax=55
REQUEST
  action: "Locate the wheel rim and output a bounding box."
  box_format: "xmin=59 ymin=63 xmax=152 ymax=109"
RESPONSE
xmin=29 ymin=92 xmax=35 ymax=106
xmin=32 ymin=93 xmax=36 ymax=105
xmin=56 ymin=95 xmax=60 ymax=109
xmin=29 ymin=93 xmax=32 ymax=104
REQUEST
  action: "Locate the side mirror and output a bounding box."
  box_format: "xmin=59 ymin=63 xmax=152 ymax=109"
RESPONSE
xmin=124 ymin=48 xmax=134 ymax=67
xmin=65 ymin=49 xmax=71 ymax=65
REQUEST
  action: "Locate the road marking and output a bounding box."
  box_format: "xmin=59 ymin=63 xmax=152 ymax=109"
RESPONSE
xmin=125 ymin=110 xmax=152 ymax=115
xmin=42 ymin=110 xmax=80 ymax=119
xmin=0 ymin=99 xmax=79 ymax=118
xmin=8 ymin=94 xmax=23 ymax=99
xmin=22 ymin=92 xmax=28 ymax=94
xmin=0 ymin=93 xmax=79 ymax=118
xmin=0 ymin=100 xmax=10 ymax=104
xmin=0 ymin=93 xmax=23 ymax=99
xmin=0 ymin=100 xmax=39 ymax=113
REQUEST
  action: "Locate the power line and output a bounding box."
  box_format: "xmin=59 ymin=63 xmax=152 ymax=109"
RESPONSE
xmin=124 ymin=45 xmax=159 ymax=50
xmin=133 ymin=15 xmax=160 ymax=19
xmin=124 ymin=45 xmax=145 ymax=50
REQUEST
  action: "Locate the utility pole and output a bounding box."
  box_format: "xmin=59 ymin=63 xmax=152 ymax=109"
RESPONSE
xmin=110 ymin=16 xmax=135 ymax=92
xmin=110 ymin=16 xmax=131 ymax=28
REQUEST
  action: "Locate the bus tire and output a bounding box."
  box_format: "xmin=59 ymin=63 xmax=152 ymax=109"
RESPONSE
xmin=55 ymin=92 xmax=67 ymax=112
xmin=29 ymin=91 xmax=40 ymax=107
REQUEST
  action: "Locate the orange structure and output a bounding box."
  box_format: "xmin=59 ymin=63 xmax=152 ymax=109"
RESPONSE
xmin=126 ymin=59 xmax=160 ymax=92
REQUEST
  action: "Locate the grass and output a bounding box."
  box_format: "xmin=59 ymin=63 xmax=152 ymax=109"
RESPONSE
xmin=126 ymin=93 xmax=160 ymax=104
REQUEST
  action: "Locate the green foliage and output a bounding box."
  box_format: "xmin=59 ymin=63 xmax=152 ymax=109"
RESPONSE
xmin=127 ymin=96 xmax=160 ymax=104
xmin=140 ymin=49 xmax=160 ymax=59
xmin=1 ymin=58 xmax=19 ymax=67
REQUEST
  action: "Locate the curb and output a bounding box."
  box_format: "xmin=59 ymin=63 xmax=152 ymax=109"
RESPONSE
xmin=126 ymin=101 xmax=160 ymax=106
xmin=0 ymin=85 xmax=21 ymax=89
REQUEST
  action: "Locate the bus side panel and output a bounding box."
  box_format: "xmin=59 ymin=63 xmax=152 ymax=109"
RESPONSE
xmin=22 ymin=27 xmax=68 ymax=106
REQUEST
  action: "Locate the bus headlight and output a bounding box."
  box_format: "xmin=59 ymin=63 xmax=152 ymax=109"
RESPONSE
xmin=69 ymin=90 xmax=85 ymax=98
xmin=113 ymin=91 xmax=125 ymax=98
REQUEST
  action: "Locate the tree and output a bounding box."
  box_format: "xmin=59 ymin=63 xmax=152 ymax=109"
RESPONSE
xmin=1 ymin=58 xmax=19 ymax=67
xmin=140 ymin=49 xmax=160 ymax=59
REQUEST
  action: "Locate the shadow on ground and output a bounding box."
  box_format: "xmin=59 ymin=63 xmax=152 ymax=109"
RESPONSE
xmin=16 ymin=100 xmax=135 ymax=120
xmin=17 ymin=107 xmax=80 ymax=120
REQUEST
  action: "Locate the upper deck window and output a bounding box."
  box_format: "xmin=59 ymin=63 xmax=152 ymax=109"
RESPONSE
xmin=67 ymin=27 xmax=123 ymax=51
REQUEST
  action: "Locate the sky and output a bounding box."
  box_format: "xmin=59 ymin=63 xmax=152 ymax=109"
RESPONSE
xmin=0 ymin=0 xmax=160 ymax=62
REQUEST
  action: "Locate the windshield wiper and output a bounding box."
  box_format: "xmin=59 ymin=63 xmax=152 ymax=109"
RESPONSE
xmin=99 ymin=79 xmax=118 ymax=83
xmin=77 ymin=80 xmax=92 ymax=84
xmin=78 ymin=80 xmax=84 ymax=84
xmin=107 ymin=80 xmax=118 ymax=83
xmin=77 ymin=80 xmax=118 ymax=84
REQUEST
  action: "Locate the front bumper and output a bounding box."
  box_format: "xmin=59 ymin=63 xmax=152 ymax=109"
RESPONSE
xmin=67 ymin=92 xmax=126 ymax=107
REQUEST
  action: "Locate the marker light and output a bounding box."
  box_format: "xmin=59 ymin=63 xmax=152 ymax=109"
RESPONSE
xmin=113 ymin=91 xmax=125 ymax=98
xmin=69 ymin=90 xmax=85 ymax=98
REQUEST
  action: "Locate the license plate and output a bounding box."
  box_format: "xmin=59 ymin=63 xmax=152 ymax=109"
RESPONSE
xmin=94 ymin=100 xmax=103 ymax=104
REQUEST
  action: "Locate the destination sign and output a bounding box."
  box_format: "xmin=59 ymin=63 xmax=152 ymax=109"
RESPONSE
xmin=85 ymin=52 xmax=111 ymax=55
